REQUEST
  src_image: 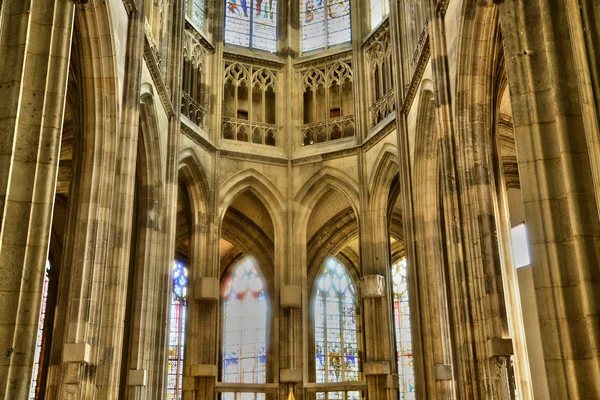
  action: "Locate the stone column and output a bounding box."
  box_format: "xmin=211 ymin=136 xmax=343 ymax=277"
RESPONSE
xmin=0 ymin=1 xmax=74 ymax=398
xmin=499 ymin=1 xmax=600 ymax=397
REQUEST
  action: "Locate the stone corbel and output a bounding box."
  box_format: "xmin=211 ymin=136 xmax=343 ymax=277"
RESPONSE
xmin=62 ymin=343 xmax=91 ymax=363
xmin=194 ymin=277 xmax=220 ymax=301
xmin=363 ymin=361 xmax=391 ymax=375
xmin=435 ymin=364 xmax=453 ymax=380
xmin=127 ymin=369 xmax=147 ymax=386
xmin=190 ymin=364 xmax=219 ymax=377
xmin=487 ymin=338 xmax=514 ymax=357
xmin=280 ymin=285 xmax=302 ymax=308
xmin=361 ymin=275 xmax=385 ymax=298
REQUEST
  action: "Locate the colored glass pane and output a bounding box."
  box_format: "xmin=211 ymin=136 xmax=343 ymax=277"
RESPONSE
xmin=192 ymin=0 xmax=206 ymax=31
xmin=225 ymin=0 xmax=278 ymax=52
xmin=301 ymin=0 xmax=351 ymax=52
xmin=369 ymin=0 xmax=389 ymax=28
xmin=314 ymin=258 xmax=360 ymax=400
xmin=221 ymin=259 xmax=268 ymax=386
xmin=392 ymin=258 xmax=415 ymax=400
xmin=29 ymin=261 xmax=51 ymax=400
xmin=167 ymin=261 xmax=188 ymax=400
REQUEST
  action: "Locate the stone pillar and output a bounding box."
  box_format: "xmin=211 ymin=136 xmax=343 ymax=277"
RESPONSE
xmin=0 ymin=1 xmax=74 ymax=398
xmin=499 ymin=1 xmax=600 ymax=397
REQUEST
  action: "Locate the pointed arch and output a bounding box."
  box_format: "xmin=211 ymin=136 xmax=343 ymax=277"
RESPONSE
xmin=219 ymin=169 xmax=286 ymax=231
xmin=294 ymin=167 xmax=360 ymax=233
xmin=368 ymin=143 xmax=399 ymax=213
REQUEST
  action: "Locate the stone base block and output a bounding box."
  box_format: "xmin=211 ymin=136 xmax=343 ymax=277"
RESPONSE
xmin=62 ymin=343 xmax=91 ymax=363
xmin=487 ymin=338 xmax=514 ymax=356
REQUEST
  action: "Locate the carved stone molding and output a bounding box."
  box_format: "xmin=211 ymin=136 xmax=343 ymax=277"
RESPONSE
xmin=401 ymin=38 xmax=430 ymax=114
xmin=184 ymin=17 xmax=215 ymax=53
xmin=181 ymin=119 xmax=216 ymax=152
xmin=363 ymin=116 xmax=397 ymax=152
xmin=362 ymin=17 xmax=391 ymax=49
xmin=219 ymin=150 xmax=288 ymax=166
xmin=121 ymin=0 xmax=135 ymax=15
xmin=294 ymin=50 xmax=353 ymax=70
xmin=143 ymin=35 xmax=175 ymax=117
xmin=223 ymin=51 xmax=285 ymax=70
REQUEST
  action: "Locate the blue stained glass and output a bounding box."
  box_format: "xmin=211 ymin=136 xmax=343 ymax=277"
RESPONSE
xmin=314 ymin=258 xmax=359 ymax=393
xmin=167 ymin=261 xmax=189 ymax=400
xmin=392 ymin=258 xmax=415 ymax=400
xmin=301 ymin=0 xmax=351 ymax=52
xmin=225 ymin=0 xmax=277 ymax=52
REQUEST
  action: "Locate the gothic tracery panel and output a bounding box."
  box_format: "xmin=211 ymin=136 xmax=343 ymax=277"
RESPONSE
xmin=300 ymin=60 xmax=354 ymax=146
xmin=222 ymin=61 xmax=279 ymax=146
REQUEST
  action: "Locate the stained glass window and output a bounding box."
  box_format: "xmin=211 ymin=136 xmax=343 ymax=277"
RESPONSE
xmin=191 ymin=0 xmax=206 ymax=31
xmin=167 ymin=260 xmax=189 ymax=400
xmin=301 ymin=0 xmax=351 ymax=52
xmin=29 ymin=261 xmax=51 ymax=400
xmin=314 ymin=258 xmax=360 ymax=400
xmin=392 ymin=258 xmax=415 ymax=400
xmin=221 ymin=258 xmax=268 ymax=399
xmin=225 ymin=0 xmax=278 ymax=53
xmin=369 ymin=0 xmax=389 ymax=29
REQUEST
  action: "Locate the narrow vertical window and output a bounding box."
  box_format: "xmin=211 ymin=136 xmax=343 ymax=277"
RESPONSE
xmin=314 ymin=258 xmax=360 ymax=400
xmin=29 ymin=261 xmax=51 ymax=400
xmin=188 ymin=0 xmax=206 ymax=31
xmin=392 ymin=258 xmax=415 ymax=400
xmin=301 ymin=0 xmax=351 ymax=52
xmin=167 ymin=261 xmax=189 ymax=400
xmin=369 ymin=0 xmax=389 ymax=29
xmin=221 ymin=259 xmax=268 ymax=400
xmin=225 ymin=0 xmax=278 ymax=53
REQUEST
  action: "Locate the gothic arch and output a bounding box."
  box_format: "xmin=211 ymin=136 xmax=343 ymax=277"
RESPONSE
xmin=294 ymin=166 xmax=360 ymax=232
xmin=219 ymin=169 xmax=286 ymax=231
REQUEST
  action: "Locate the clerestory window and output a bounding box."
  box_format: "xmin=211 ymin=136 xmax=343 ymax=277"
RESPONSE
xmin=369 ymin=0 xmax=390 ymax=29
xmin=225 ymin=0 xmax=278 ymax=53
xmin=301 ymin=0 xmax=352 ymax=52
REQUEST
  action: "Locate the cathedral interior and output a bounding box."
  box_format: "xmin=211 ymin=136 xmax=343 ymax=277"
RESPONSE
xmin=1 ymin=0 xmax=600 ymax=399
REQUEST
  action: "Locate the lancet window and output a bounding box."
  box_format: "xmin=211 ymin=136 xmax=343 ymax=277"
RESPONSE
xmin=222 ymin=62 xmax=278 ymax=146
xmin=365 ymin=26 xmax=395 ymax=127
xmin=221 ymin=259 xmax=268 ymax=400
xmin=392 ymin=258 xmax=415 ymax=400
xmin=301 ymin=0 xmax=352 ymax=52
xmin=313 ymin=258 xmax=360 ymax=400
xmin=29 ymin=261 xmax=51 ymax=400
xmin=369 ymin=0 xmax=390 ymax=29
xmin=182 ymin=31 xmax=208 ymax=127
xmin=225 ymin=0 xmax=278 ymax=53
xmin=301 ymin=61 xmax=354 ymax=146
xmin=167 ymin=261 xmax=189 ymax=400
